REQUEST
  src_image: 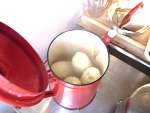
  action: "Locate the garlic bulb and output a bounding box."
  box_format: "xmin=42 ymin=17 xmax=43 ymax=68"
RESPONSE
xmin=81 ymin=67 xmax=101 ymax=84
xmin=64 ymin=76 xmax=81 ymax=85
xmin=72 ymin=52 xmax=92 ymax=76
xmin=51 ymin=61 xmax=75 ymax=79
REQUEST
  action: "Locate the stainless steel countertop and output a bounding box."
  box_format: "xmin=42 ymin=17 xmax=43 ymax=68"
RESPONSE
xmin=9 ymin=54 xmax=149 ymax=113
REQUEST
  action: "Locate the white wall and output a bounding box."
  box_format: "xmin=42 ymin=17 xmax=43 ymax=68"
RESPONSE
xmin=0 ymin=0 xmax=87 ymax=61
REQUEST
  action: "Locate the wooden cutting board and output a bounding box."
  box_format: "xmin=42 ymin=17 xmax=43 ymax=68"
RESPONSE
xmin=77 ymin=8 xmax=150 ymax=62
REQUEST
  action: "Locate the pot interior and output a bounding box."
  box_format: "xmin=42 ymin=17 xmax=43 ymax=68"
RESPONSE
xmin=48 ymin=30 xmax=109 ymax=84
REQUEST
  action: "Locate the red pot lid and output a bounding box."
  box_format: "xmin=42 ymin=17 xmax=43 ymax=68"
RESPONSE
xmin=0 ymin=22 xmax=48 ymax=107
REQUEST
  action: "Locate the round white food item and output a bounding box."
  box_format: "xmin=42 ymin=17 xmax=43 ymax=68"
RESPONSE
xmin=51 ymin=61 xmax=75 ymax=79
xmin=64 ymin=76 xmax=81 ymax=85
xmin=81 ymin=67 xmax=101 ymax=84
xmin=72 ymin=52 xmax=92 ymax=75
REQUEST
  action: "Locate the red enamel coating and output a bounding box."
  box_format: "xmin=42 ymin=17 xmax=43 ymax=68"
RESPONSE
xmin=0 ymin=22 xmax=48 ymax=107
xmin=101 ymin=32 xmax=112 ymax=45
xmin=51 ymin=75 xmax=101 ymax=109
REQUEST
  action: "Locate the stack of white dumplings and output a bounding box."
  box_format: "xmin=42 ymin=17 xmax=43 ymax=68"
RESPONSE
xmin=51 ymin=52 xmax=101 ymax=85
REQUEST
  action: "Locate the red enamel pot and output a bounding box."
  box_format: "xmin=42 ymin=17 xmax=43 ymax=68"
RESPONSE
xmin=0 ymin=22 xmax=117 ymax=109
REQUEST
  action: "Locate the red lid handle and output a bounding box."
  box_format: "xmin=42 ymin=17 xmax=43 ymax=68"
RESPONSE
xmin=119 ymin=2 xmax=144 ymax=28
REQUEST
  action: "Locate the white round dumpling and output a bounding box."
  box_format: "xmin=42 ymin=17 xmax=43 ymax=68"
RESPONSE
xmin=72 ymin=52 xmax=92 ymax=75
xmin=51 ymin=61 xmax=75 ymax=79
xmin=64 ymin=76 xmax=81 ymax=85
xmin=81 ymin=67 xmax=101 ymax=84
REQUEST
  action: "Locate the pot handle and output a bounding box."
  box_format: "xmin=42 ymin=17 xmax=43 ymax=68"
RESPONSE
xmin=101 ymin=30 xmax=117 ymax=45
xmin=44 ymin=70 xmax=58 ymax=98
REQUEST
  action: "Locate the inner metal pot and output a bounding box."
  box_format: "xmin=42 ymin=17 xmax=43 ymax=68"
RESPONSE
xmin=47 ymin=30 xmax=110 ymax=109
